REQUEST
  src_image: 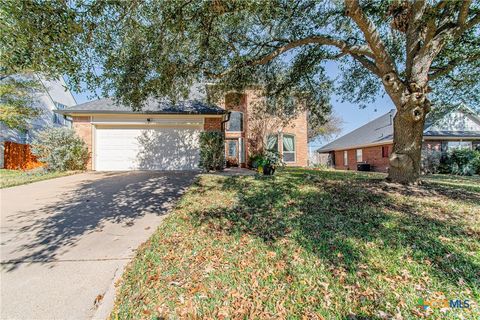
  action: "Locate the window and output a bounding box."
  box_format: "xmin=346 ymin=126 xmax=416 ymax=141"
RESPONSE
xmin=343 ymin=151 xmax=348 ymax=166
xmin=53 ymin=101 xmax=67 ymax=125
xmin=356 ymin=149 xmax=363 ymax=162
xmin=227 ymin=140 xmax=237 ymax=157
xmin=267 ymin=134 xmax=278 ymax=152
xmin=283 ymin=134 xmax=295 ymax=162
xmin=239 ymin=138 xmax=245 ymax=163
xmin=226 ymin=111 xmax=243 ymax=132
xmin=447 ymin=141 xmax=472 ymax=150
xmin=382 ymin=146 xmax=389 ymax=158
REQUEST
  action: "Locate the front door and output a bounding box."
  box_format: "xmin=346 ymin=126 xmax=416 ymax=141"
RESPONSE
xmin=225 ymin=139 xmax=239 ymax=167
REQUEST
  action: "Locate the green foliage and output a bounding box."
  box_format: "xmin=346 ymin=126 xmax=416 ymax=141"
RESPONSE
xmin=198 ymin=131 xmax=225 ymax=172
xmin=0 ymin=1 xmax=82 ymax=77
xmin=3 ymin=1 xmax=479 ymax=112
xmin=31 ymin=127 xmax=89 ymax=171
xmin=0 ymin=76 xmax=41 ymax=130
xmin=439 ymin=149 xmax=480 ymax=176
xmin=256 ymin=150 xmax=284 ymax=169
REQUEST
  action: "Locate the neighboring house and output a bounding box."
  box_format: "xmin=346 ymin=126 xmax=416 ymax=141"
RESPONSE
xmin=56 ymin=88 xmax=308 ymax=171
xmin=317 ymin=106 xmax=480 ymax=172
xmin=0 ymin=76 xmax=77 ymax=168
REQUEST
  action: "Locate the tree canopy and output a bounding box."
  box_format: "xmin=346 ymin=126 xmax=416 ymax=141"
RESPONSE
xmin=2 ymin=0 xmax=479 ymax=182
xmin=0 ymin=76 xmax=41 ymax=130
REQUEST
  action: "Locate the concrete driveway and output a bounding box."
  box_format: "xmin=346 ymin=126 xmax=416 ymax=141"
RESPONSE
xmin=0 ymin=171 xmax=197 ymax=319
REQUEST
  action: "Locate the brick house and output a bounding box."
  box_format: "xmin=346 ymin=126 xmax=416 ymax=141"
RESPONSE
xmin=56 ymin=89 xmax=308 ymax=171
xmin=207 ymin=87 xmax=308 ymax=168
xmin=317 ymin=106 xmax=480 ymax=173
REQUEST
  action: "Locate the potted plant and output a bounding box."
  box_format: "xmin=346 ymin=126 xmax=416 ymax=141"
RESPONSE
xmin=257 ymin=150 xmax=283 ymax=175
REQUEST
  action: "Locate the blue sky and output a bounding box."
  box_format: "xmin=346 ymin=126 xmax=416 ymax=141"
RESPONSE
xmin=71 ymin=61 xmax=394 ymax=149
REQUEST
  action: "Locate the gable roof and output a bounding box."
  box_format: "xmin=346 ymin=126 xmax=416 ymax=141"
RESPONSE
xmin=317 ymin=106 xmax=480 ymax=153
xmin=317 ymin=109 xmax=396 ymax=152
xmin=56 ymin=98 xmax=226 ymax=115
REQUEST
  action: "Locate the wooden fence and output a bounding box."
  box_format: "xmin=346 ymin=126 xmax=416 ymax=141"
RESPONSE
xmin=3 ymin=141 xmax=43 ymax=170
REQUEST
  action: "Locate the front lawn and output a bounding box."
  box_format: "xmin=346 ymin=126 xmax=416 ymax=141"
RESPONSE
xmin=0 ymin=169 xmax=76 ymax=188
xmin=112 ymin=169 xmax=479 ymax=319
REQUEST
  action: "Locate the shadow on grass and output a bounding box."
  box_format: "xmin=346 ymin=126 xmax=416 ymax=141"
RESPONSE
xmin=191 ymin=170 xmax=479 ymax=292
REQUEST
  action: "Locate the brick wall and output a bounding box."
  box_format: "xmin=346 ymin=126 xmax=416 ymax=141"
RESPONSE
xmin=72 ymin=116 xmax=92 ymax=170
xmin=204 ymin=117 xmax=222 ymax=132
xmin=281 ymin=111 xmax=308 ymax=167
xmin=334 ymin=143 xmax=393 ymax=172
xmin=211 ymin=88 xmax=309 ymax=167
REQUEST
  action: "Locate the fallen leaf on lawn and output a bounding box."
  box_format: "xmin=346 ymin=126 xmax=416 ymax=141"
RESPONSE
xmin=93 ymin=294 xmax=104 ymax=307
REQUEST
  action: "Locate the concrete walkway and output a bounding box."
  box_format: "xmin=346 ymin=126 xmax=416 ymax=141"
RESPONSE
xmin=0 ymin=171 xmax=197 ymax=319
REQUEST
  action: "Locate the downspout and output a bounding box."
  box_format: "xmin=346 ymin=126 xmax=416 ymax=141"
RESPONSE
xmin=221 ymin=111 xmax=231 ymax=131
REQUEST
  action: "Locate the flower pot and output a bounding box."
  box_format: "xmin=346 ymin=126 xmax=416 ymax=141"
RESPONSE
xmin=263 ymin=164 xmax=275 ymax=175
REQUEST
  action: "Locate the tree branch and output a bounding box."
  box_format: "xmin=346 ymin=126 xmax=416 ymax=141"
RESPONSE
xmin=429 ymin=52 xmax=480 ymax=80
xmin=458 ymin=0 xmax=472 ymax=26
xmin=207 ymin=35 xmax=374 ymax=78
xmin=465 ymin=12 xmax=480 ymax=30
xmin=351 ymin=54 xmax=381 ymax=77
xmin=344 ymin=0 xmax=397 ymax=75
xmin=406 ymin=0 xmax=428 ymax=79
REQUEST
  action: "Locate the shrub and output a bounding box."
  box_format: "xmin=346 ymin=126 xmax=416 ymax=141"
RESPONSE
xmin=421 ymin=148 xmax=442 ymax=174
xmin=442 ymin=148 xmax=480 ymax=176
xmin=199 ymin=131 xmax=225 ymax=172
xmin=248 ymin=154 xmax=263 ymax=169
xmin=31 ymin=127 xmax=89 ymax=171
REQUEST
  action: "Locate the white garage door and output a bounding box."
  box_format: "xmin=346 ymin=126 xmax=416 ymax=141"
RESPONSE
xmin=95 ymin=126 xmax=201 ymax=171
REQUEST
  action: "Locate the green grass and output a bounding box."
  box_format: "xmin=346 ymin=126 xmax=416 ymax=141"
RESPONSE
xmin=0 ymin=169 xmax=77 ymax=188
xmin=112 ymin=169 xmax=479 ymax=319
xmin=423 ymin=173 xmax=480 ymax=193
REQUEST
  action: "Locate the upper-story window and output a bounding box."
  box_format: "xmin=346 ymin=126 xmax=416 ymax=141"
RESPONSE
xmin=226 ymin=111 xmax=243 ymax=132
xmin=53 ymin=101 xmax=66 ymax=125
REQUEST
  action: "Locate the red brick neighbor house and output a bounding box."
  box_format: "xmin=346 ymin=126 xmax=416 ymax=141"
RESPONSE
xmin=56 ymin=89 xmax=308 ymax=171
xmin=317 ymin=106 xmax=480 ymax=173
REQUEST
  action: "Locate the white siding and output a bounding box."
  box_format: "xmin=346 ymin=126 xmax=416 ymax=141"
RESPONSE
xmin=428 ymin=111 xmax=480 ymax=132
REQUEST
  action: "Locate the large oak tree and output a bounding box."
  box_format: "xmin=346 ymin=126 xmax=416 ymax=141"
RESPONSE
xmin=2 ymin=0 xmax=479 ymax=183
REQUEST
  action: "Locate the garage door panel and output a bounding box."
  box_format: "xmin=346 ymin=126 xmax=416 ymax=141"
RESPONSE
xmin=95 ymin=127 xmax=201 ymax=171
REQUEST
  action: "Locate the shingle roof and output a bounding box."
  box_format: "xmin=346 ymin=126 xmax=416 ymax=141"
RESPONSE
xmin=317 ymin=109 xmax=396 ymax=153
xmin=56 ymin=98 xmax=226 ymax=115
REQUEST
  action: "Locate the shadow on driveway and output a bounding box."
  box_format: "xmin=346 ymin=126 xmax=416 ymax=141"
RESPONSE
xmin=1 ymin=171 xmax=197 ymax=271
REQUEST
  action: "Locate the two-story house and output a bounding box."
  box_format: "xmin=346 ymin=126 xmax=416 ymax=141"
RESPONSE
xmin=55 ymin=87 xmax=308 ymax=171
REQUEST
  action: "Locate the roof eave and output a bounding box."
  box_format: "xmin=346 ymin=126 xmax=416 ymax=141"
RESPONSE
xmin=317 ymin=140 xmax=394 ymax=153
xmin=55 ymin=110 xmax=227 ymax=116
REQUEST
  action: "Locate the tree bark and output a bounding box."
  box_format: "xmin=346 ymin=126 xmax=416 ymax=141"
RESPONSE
xmin=387 ymin=101 xmax=428 ymax=184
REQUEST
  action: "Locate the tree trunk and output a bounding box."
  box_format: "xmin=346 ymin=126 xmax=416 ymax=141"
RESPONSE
xmin=387 ymin=102 xmax=427 ymax=184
